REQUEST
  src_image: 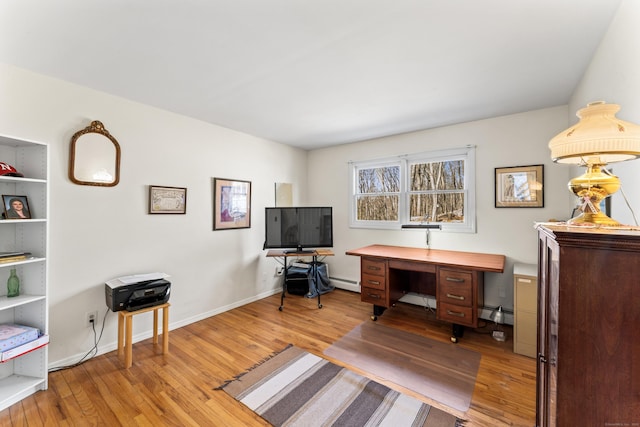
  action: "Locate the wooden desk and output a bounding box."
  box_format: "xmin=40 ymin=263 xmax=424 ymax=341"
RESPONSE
xmin=346 ymin=244 xmax=505 ymax=342
xmin=266 ymin=249 xmax=334 ymax=311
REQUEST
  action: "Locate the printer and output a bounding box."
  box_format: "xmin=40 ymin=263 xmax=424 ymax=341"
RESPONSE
xmin=105 ymin=273 xmax=171 ymax=312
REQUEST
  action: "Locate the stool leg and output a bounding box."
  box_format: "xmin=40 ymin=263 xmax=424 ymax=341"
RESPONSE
xmin=162 ymin=305 xmax=169 ymax=354
xmin=125 ymin=315 xmax=133 ymax=368
xmin=117 ymin=312 xmax=124 ymax=357
xmin=153 ymin=308 xmax=159 ymax=345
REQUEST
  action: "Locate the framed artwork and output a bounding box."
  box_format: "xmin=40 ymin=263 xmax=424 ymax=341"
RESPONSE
xmin=213 ymin=178 xmax=251 ymax=230
xmin=2 ymin=195 xmax=32 ymax=219
xmin=495 ymin=165 xmax=544 ymax=208
xmin=149 ymin=185 xmax=187 ymax=214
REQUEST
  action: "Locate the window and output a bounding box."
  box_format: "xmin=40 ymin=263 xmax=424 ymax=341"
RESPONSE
xmin=350 ymin=146 xmax=476 ymax=232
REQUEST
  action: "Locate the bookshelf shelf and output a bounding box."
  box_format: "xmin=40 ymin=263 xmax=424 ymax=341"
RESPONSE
xmin=0 ymin=134 xmax=49 ymax=410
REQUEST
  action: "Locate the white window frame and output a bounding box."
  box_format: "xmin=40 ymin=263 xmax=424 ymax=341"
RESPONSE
xmin=349 ymin=146 xmax=476 ymax=233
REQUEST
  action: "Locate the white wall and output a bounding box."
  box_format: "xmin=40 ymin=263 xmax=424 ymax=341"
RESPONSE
xmin=308 ymin=106 xmax=573 ymax=311
xmin=570 ymin=0 xmax=640 ymax=227
xmin=0 ymin=63 xmax=308 ymax=365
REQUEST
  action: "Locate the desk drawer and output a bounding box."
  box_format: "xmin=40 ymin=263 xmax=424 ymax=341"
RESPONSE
xmin=361 ymin=287 xmax=388 ymax=306
xmin=438 ymin=269 xmax=473 ymax=307
xmin=438 ymin=302 xmax=474 ymax=326
xmin=362 ymin=258 xmax=386 ymax=277
xmin=362 ymin=272 xmax=386 ymax=290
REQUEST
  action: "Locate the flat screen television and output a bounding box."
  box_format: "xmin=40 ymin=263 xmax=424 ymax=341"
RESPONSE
xmin=264 ymin=207 xmax=333 ymax=253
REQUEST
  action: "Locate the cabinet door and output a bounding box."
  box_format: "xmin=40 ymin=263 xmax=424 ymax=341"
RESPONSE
xmin=537 ymin=232 xmax=559 ymax=427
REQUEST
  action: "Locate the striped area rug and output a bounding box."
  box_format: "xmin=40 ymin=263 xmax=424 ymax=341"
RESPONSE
xmin=217 ymin=345 xmax=463 ymax=426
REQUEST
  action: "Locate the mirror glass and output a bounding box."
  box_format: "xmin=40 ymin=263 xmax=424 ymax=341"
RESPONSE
xmin=69 ymin=121 xmax=120 ymax=186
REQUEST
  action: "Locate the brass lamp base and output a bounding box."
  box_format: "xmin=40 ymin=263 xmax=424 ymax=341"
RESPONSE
xmin=567 ymin=163 xmax=620 ymax=226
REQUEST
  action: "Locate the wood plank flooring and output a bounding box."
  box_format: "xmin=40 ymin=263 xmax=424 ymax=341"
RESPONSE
xmin=0 ymin=290 xmax=536 ymax=426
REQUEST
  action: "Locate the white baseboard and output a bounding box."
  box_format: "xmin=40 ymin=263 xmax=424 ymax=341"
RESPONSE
xmin=48 ymin=288 xmax=282 ymax=369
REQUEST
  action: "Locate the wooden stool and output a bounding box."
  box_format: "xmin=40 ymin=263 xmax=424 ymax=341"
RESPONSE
xmin=117 ymin=303 xmax=169 ymax=368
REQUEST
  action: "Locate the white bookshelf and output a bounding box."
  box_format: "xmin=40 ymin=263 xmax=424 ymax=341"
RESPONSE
xmin=0 ymin=134 xmax=49 ymax=411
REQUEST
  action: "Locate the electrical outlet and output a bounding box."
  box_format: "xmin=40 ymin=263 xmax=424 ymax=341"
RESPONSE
xmin=86 ymin=310 xmax=98 ymax=327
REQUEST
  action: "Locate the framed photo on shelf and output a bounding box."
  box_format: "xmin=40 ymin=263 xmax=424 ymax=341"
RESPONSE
xmin=495 ymin=165 xmax=544 ymax=208
xmin=213 ymin=178 xmax=251 ymax=230
xmin=2 ymin=195 xmax=31 ymax=219
xmin=148 ymin=185 xmax=187 ymax=214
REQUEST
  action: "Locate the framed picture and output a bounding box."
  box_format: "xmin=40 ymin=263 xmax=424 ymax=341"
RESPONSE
xmin=2 ymin=195 xmax=32 ymax=219
xmin=149 ymin=185 xmax=187 ymax=214
xmin=495 ymin=165 xmax=544 ymax=208
xmin=213 ymin=178 xmax=251 ymax=230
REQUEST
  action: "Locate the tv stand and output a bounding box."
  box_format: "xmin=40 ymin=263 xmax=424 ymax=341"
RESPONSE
xmin=266 ymin=249 xmax=334 ymax=310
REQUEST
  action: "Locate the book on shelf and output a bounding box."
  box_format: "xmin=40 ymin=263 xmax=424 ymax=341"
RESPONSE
xmin=0 ymin=252 xmax=32 ymax=263
xmin=0 ymin=335 xmax=49 ymax=362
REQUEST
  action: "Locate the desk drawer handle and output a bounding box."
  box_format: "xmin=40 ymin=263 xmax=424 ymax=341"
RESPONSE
xmin=446 ymin=293 xmax=465 ymax=301
xmin=367 ymin=280 xmax=381 ymax=286
xmin=367 ymin=266 xmax=381 ymax=271
xmin=446 ymin=277 xmax=465 ymax=283
xmin=446 ymin=310 xmax=465 ymax=318
xmin=367 ymin=293 xmax=381 ymax=299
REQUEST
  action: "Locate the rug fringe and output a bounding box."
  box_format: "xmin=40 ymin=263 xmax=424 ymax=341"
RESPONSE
xmin=213 ymin=343 xmax=294 ymax=390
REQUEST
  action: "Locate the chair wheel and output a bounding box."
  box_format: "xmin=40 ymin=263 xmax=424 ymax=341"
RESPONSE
xmin=318 ymin=304 xmax=323 ymax=309
xmin=371 ymin=315 xmax=378 ymax=321
xmin=450 ymin=336 xmax=458 ymax=343
xmin=278 ymin=306 xmax=283 ymax=311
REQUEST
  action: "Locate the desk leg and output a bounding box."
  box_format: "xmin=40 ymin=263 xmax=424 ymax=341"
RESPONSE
xmin=371 ymin=305 xmax=387 ymax=321
xmin=451 ymin=324 xmax=465 ymax=343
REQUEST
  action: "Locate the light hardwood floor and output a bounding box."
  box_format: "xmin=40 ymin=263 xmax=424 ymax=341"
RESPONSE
xmin=0 ymin=290 xmax=536 ymax=426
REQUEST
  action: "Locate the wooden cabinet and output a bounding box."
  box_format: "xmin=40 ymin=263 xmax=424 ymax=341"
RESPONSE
xmin=536 ymin=225 xmax=640 ymax=426
xmin=513 ymin=263 xmax=537 ymax=358
xmin=0 ymin=134 xmax=49 ymax=410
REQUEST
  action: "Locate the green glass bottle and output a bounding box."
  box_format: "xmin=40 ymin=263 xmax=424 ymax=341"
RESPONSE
xmin=7 ymin=268 xmax=20 ymax=297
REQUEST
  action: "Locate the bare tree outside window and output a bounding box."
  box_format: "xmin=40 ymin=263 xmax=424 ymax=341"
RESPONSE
xmin=356 ymin=165 xmax=400 ymax=221
xmin=409 ymin=160 xmax=465 ymax=223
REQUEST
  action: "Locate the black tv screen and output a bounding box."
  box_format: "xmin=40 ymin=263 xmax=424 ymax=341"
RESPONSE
xmin=264 ymin=207 xmax=333 ymax=252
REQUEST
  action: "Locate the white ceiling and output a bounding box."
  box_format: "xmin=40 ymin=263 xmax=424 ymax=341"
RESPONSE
xmin=0 ymin=1 xmax=622 ymax=150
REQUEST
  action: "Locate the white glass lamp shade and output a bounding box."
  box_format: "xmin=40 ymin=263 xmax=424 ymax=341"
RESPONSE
xmin=549 ymin=102 xmax=640 ymax=165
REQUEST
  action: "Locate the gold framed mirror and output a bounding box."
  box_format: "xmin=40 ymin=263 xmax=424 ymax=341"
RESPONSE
xmin=69 ymin=120 xmax=121 ymax=186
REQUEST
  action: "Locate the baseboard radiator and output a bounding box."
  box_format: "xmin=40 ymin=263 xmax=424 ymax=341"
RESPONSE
xmin=329 ymin=277 xmax=361 ymax=293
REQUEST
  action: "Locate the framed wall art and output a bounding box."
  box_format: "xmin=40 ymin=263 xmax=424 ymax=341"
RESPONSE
xmin=213 ymin=178 xmax=251 ymax=230
xmin=2 ymin=195 xmax=31 ymax=219
xmin=149 ymin=185 xmax=187 ymax=214
xmin=495 ymin=165 xmax=544 ymax=208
